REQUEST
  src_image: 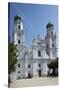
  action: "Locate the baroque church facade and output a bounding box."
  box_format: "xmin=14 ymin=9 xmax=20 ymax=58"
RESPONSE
xmin=11 ymin=15 xmax=57 ymax=80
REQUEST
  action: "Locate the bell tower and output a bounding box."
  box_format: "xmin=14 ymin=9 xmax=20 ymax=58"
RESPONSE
xmin=46 ymin=22 xmax=54 ymax=37
xmin=45 ymin=22 xmax=54 ymax=58
xmin=14 ymin=15 xmax=25 ymax=50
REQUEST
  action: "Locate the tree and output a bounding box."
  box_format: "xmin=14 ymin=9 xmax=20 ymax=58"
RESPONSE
xmin=8 ymin=42 xmax=17 ymax=87
xmin=48 ymin=58 xmax=58 ymax=76
xmin=48 ymin=58 xmax=58 ymax=69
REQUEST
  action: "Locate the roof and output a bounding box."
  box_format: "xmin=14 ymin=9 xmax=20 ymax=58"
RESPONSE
xmin=33 ymin=34 xmax=41 ymax=44
xmin=46 ymin=22 xmax=54 ymax=29
xmin=14 ymin=15 xmax=23 ymax=21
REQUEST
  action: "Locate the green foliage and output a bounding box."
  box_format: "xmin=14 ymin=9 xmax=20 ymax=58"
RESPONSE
xmin=8 ymin=42 xmax=17 ymax=74
xmin=48 ymin=58 xmax=58 ymax=69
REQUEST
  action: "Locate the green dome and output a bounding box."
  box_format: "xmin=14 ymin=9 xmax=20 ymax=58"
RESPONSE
xmin=46 ymin=22 xmax=54 ymax=29
xmin=14 ymin=15 xmax=22 ymax=21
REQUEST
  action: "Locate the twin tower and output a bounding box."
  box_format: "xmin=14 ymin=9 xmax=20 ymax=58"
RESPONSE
xmin=12 ymin=15 xmax=57 ymax=80
xmin=14 ymin=15 xmax=56 ymax=58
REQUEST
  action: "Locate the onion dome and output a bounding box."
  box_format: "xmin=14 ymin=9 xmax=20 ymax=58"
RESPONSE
xmin=46 ymin=22 xmax=54 ymax=29
xmin=14 ymin=15 xmax=23 ymax=21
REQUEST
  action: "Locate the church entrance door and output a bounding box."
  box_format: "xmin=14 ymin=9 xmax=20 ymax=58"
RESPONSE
xmin=39 ymin=70 xmax=41 ymax=77
xmin=28 ymin=73 xmax=31 ymax=78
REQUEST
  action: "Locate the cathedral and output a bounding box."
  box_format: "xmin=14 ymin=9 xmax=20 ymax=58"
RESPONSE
xmin=10 ymin=15 xmax=57 ymax=81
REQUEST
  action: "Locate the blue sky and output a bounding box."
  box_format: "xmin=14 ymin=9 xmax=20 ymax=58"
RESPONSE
xmin=9 ymin=3 xmax=58 ymax=47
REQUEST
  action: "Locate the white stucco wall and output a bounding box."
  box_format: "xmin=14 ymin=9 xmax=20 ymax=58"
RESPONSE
xmin=12 ymin=17 xmax=57 ymax=81
xmin=42 ymin=62 xmax=49 ymax=76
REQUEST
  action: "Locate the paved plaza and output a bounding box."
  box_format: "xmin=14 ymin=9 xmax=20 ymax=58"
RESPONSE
xmin=10 ymin=77 xmax=58 ymax=88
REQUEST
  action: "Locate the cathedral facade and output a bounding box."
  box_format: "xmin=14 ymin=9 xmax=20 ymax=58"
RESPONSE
xmin=10 ymin=15 xmax=57 ymax=80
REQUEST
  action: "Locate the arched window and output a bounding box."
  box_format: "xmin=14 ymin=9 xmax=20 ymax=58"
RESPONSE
xmin=18 ymin=71 xmax=20 ymax=73
xmin=18 ymin=64 xmax=20 ymax=67
xmin=18 ymin=40 xmax=20 ymax=44
xmin=51 ymin=31 xmax=53 ymax=35
xmin=38 ymin=50 xmax=41 ymax=57
xmin=39 ymin=64 xmax=41 ymax=67
xmin=28 ymin=64 xmax=30 ymax=68
xmin=18 ymin=25 xmax=20 ymax=29
xmin=52 ymin=43 xmax=54 ymax=47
